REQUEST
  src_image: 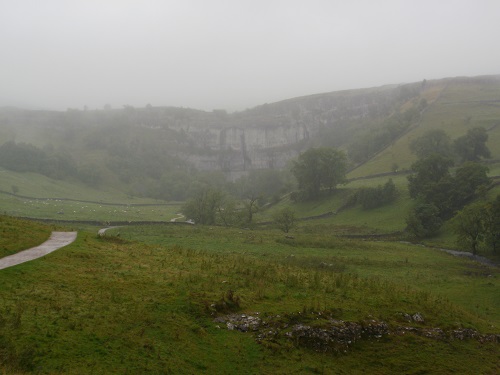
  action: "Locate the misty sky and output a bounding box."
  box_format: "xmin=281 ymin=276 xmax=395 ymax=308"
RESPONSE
xmin=1 ymin=0 xmax=500 ymax=112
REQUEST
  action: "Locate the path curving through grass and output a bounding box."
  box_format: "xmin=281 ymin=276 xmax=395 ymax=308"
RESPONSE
xmin=0 ymin=231 xmax=77 ymax=270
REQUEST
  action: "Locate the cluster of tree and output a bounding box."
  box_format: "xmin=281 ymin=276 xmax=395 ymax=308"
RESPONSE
xmin=348 ymin=179 xmax=397 ymax=210
xmin=409 ymin=127 xmax=490 ymax=163
xmin=452 ymin=196 xmax=500 ymax=254
xmin=181 ymin=169 xmax=292 ymax=227
xmin=406 ymin=127 xmax=492 ymax=238
xmin=183 ymin=146 xmax=350 ymax=228
xmin=181 ymin=188 xmax=225 ymax=225
xmin=0 ymin=141 xmax=101 ymax=185
xmin=291 ymin=147 xmax=347 ymax=201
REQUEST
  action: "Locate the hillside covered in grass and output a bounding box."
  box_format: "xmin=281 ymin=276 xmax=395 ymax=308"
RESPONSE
xmin=349 ymin=76 xmax=500 ymax=178
xmin=0 ymin=217 xmax=498 ymax=374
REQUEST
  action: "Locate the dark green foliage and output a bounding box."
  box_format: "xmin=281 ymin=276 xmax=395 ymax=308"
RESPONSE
xmin=407 ymin=155 xmax=489 ymax=220
xmin=452 ymin=203 xmax=485 ymax=255
xmin=0 ymin=141 xmax=45 ymax=172
xmin=181 ymin=188 xmax=224 ymax=225
xmin=291 ymin=147 xmax=347 ymax=200
xmin=452 ymin=162 xmax=490 ymax=204
xmin=356 ymin=179 xmax=397 ymax=209
xmin=410 ymin=129 xmax=452 ymax=159
xmin=0 ymin=141 xmax=79 ymax=181
xmin=216 ymin=196 xmax=242 ymax=227
xmin=405 ymin=203 xmax=443 ymax=238
xmin=453 ymin=127 xmax=491 ymax=163
xmin=273 ymin=207 xmax=297 ymax=233
xmin=232 ymin=169 xmax=291 ymax=225
xmin=483 ymin=195 xmax=500 ymax=253
xmin=407 ymin=154 xmax=454 ymax=200
xmin=452 ymin=195 xmax=500 ymax=254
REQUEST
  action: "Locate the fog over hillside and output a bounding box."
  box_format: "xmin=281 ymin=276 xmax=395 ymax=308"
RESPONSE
xmin=1 ymin=0 xmax=500 ymax=111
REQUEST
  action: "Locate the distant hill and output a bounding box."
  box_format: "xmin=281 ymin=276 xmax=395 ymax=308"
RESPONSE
xmin=1 ymin=75 xmax=499 ymax=197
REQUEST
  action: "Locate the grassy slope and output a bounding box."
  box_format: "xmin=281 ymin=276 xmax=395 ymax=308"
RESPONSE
xmin=348 ymin=78 xmax=500 ymax=179
xmin=0 ymin=167 xmax=166 ymax=202
xmin=0 ymin=215 xmax=52 ymax=258
xmin=0 ymin=218 xmax=498 ymax=373
xmin=0 ymin=168 xmax=182 ymax=222
xmin=259 ymin=175 xmax=412 ymax=234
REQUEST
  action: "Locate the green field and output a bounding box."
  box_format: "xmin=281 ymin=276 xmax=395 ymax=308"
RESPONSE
xmin=0 ymin=168 xmax=183 ymax=222
xmin=0 ymin=217 xmax=498 ymax=373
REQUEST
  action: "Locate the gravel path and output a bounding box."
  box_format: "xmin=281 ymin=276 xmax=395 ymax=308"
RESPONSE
xmin=0 ymin=231 xmax=77 ymax=270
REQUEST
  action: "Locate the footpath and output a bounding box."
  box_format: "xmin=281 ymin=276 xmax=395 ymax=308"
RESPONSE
xmin=0 ymin=232 xmax=77 ymax=270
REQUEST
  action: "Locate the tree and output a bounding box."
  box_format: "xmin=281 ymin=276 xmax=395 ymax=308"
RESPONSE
xmin=216 ymin=195 xmax=242 ymax=227
xmin=405 ymin=203 xmax=442 ymax=238
xmin=452 ymin=203 xmax=485 ymax=255
xmin=242 ymin=194 xmax=260 ymax=226
xmin=273 ymin=208 xmax=296 ymax=233
xmin=483 ymin=195 xmax=500 ymax=253
xmin=357 ymin=179 xmax=397 ymax=209
xmin=182 ymin=188 xmax=224 ymax=225
xmin=407 ymin=154 xmax=454 ymax=200
xmin=451 ymin=162 xmax=490 ymax=206
xmin=233 ymin=169 xmax=289 ymax=206
xmin=291 ymin=147 xmax=347 ymax=200
xmin=410 ymin=129 xmax=452 ymax=159
xmin=453 ymin=127 xmax=491 ymax=163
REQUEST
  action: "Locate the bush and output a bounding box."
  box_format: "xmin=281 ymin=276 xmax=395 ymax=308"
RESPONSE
xmin=355 ymin=179 xmax=397 ymax=210
xmin=273 ymin=208 xmax=297 ymax=233
xmin=406 ymin=203 xmax=442 ymax=239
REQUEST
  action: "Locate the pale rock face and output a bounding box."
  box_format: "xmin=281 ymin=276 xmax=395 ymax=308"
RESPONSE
xmin=185 ymin=123 xmax=308 ymax=172
xmin=172 ymin=81 xmax=422 ymax=173
xmin=220 ymin=124 xmax=308 ymax=150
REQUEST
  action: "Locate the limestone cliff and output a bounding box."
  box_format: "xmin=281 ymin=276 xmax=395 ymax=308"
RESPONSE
xmin=171 ymin=82 xmax=420 ymax=173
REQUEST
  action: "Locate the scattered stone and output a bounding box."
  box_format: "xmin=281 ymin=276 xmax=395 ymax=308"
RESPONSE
xmin=214 ymin=311 xmax=499 ymax=353
xmin=412 ymin=312 xmax=424 ymax=323
xmin=398 ymin=312 xmax=424 ymax=323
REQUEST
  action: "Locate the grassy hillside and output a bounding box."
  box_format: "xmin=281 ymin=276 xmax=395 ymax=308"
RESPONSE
xmin=0 ymin=216 xmax=52 ymax=258
xmin=349 ymin=77 xmax=500 ymax=178
xmin=0 ymin=167 xmax=168 ymax=203
xmin=0 ymin=168 xmax=182 ymax=222
xmin=0 ymin=217 xmax=498 ymax=373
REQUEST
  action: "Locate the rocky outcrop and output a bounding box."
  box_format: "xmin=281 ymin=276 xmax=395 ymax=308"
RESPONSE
xmin=214 ymin=311 xmax=500 ymax=354
xmin=169 ymin=82 xmax=422 ymax=173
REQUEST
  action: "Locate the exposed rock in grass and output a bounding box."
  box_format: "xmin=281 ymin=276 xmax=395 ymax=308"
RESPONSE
xmin=214 ymin=311 xmax=500 ymax=353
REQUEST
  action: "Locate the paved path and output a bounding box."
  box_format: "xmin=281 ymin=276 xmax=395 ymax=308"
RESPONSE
xmin=98 ymin=226 xmax=121 ymax=236
xmin=0 ymin=231 xmax=77 ymax=270
xmin=170 ymin=213 xmax=184 ymax=222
